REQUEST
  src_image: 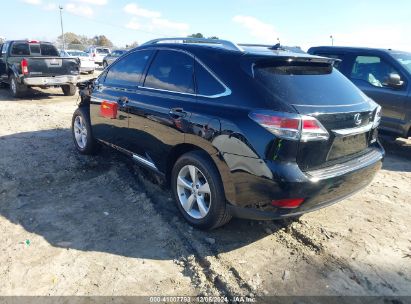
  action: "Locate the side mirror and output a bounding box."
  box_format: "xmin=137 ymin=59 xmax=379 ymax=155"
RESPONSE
xmin=386 ymin=73 xmax=404 ymax=88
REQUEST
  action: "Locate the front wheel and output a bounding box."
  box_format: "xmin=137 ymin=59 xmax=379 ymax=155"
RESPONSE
xmin=171 ymin=151 xmax=232 ymax=230
xmin=72 ymin=107 xmax=100 ymax=155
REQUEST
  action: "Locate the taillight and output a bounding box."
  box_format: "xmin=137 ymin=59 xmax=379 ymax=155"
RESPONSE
xmin=372 ymin=105 xmax=382 ymax=129
xmin=249 ymin=111 xmax=329 ymax=142
xmin=271 ymin=198 xmax=305 ymax=209
xmin=21 ymin=59 xmax=29 ymax=75
xmin=300 ymin=116 xmax=329 ymax=142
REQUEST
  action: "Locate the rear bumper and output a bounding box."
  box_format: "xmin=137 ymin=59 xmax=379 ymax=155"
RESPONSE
xmin=23 ymin=75 xmax=81 ymax=86
xmin=223 ymin=146 xmax=384 ymax=220
xmin=80 ymin=67 xmax=95 ymax=72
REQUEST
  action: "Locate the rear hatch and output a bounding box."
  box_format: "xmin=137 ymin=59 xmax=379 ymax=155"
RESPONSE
xmin=11 ymin=41 xmax=79 ymax=77
xmin=25 ymin=57 xmax=79 ymax=77
xmin=253 ymin=57 xmax=380 ymax=171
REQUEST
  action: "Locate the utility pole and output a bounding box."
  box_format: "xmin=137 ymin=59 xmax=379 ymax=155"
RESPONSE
xmin=59 ymin=5 xmax=65 ymax=50
xmin=330 ymin=35 xmax=334 ymax=46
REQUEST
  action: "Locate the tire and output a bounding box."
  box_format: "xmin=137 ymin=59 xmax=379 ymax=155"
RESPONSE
xmin=71 ymin=107 xmax=100 ymax=155
xmin=103 ymin=61 xmax=108 ymax=68
xmin=171 ymin=150 xmax=232 ymax=230
xmin=9 ymin=75 xmax=28 ymax=98
xmin=62 ymin=84 xmax=77 ymax=96
xmin=88 ymin=70 xmax=95 ymax=75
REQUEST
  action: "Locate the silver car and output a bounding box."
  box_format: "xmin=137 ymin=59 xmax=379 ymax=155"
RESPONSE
xmin=60 ymin=49 xmax=95 ymax=74
xmin=102 ymin=50 xmax=128 ymax=68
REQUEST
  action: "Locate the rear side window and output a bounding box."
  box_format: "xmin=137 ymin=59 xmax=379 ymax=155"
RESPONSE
xmin=351 ymin=56 xmax=401 ymax=88
xmin=195 ymin=61 xmax=225 ymax=96
xmin=11 ymin=43 xmax=30 ymax=56
xmin=104 ymin=50 xmax=152 ymax=87
xmin=144 ymin=50 xmax=194 ymax=94
xmin=254 ymin=62 xmax=366 ymax=106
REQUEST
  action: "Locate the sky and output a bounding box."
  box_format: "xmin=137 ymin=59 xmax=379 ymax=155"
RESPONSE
xmin=1 ymin=0 xmax=411 ymax=52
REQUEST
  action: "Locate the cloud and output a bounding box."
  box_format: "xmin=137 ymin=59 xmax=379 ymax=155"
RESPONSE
xmin=72 ymin=0 xmax=108 ymax=5
xmin=43 ymin=3 xmax=57 ymax=10
xmin=232 ymin=15 xmax=279 ymax=44
xmin=124 ymin=3 xmax=189 ymax=36
xmin=22 ymin=0 xmax=42 ymax=5
xmin=65 ymin=3 xmax=94 ymax=17
xmin=150 ymin=18 xmax=189 ymax=33
xmin=124 ymin=3 xmax=161 ymax=18
xmin=126 ymin=18 xmax=141 ymax=30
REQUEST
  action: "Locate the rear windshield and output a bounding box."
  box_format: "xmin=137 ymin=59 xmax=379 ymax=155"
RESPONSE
xmin=97 ymin=48 xmax=110 ymax=54
xmin=11 ymin=42 xmax=59 ymax=56
xmin=254 ymin=62 xmax=366 ymax=106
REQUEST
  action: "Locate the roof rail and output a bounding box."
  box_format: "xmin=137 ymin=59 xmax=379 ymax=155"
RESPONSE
xmin=142 ymin=37 xmax=244 ymax=52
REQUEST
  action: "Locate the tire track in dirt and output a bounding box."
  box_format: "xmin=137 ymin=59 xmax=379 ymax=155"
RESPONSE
xmin=125 ymin=162 xmax=255 ymax=297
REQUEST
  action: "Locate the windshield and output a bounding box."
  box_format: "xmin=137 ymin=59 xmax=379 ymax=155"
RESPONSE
xmin=392 ymin=52 xmax=411 ymax=73
xmin=67 ymin=51 xmax=88 ymax=57
xmin=254 ymin=61 xmax=367 ymax=106
xmin=97 ymin=48 xmax=110 ymax=54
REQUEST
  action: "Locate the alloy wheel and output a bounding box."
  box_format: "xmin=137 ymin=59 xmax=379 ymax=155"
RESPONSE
xmin=73 ymin=116 xmax=88 ymax=149
xmin=176 ymin=165 xmax=211 ymax=219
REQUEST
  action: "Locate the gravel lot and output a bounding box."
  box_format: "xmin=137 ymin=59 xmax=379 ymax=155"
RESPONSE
xmin=0 ymin=75 xmax=410 ymax=297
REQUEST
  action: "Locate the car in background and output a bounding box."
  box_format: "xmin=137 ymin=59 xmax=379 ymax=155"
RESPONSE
xmin=85 ymin=46 xmax=111 ymax=66
xmin=102 ymin=49 xmax=128 ymax=68
xmin=308 ymin=46 xmax=411 ymax=139
xmin=60 ymin=49 xmax=95 ymax=74
xmin=0 ymin=40 xmax=80 ymax=97
xmin=71 ymin=38 xmax=384 ymax=229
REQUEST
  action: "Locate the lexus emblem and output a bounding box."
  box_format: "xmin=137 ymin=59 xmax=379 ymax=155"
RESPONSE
xmin=354 ymin=113 xmax=362 ymax=126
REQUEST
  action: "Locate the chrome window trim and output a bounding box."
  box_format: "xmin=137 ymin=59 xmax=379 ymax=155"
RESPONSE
xmin=332 ymin=122 xmax=374 ymax=137
xmin=140 ymin=47 xmax=232 ymax=99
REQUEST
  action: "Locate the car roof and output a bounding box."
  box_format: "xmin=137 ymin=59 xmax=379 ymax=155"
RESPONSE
xmin=308 ymin=46 xmax=408 ymax=55
xmin=135 ymin=42 xmax=330 ymax=63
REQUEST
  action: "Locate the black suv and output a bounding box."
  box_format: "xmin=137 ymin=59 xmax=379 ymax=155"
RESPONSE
xmin=308 ymin=46 xmax=411 ymax=139
xmin=72 ymin=38 xmax=384 ymax=229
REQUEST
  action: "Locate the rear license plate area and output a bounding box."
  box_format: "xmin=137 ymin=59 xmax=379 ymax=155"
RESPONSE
xmin=328 ymin=133 xmax=368 ymax=160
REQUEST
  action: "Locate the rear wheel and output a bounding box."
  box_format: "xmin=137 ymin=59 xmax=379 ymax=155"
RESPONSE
xmin=88 ymin=70 xmax=95 ymax=75
xmin=72 ymin=107 xmax=100 ymax=155
xmin=9 ymin=75 xmax=28 ymax=98
xmin=171 ymin=151 xmax=232 ymax=230
xmin=62 ymin=84 xmax=76 ymax=96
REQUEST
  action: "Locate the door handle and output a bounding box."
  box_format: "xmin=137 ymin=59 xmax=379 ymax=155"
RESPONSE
xmin=169 ymin=108 xmax=187 ymax=118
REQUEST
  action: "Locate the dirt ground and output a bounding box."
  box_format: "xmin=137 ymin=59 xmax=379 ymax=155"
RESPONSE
xmin=0 ymin=74 xmax=410 ymax=298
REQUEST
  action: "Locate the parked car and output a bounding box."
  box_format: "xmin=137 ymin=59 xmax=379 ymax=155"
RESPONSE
xmin=0 ymin=40 xmax=80 ymax=97
xmin=103 ymin=49 xmax=128 ymax=68
xmin=60 ymin=49 xmax=95 ymax=74
xmin=85 ymin=46 xmax=111 ymax=66
xmin=308 ymin=46 xmax=411 ymax=139
xmin=72 ymin=38 xmax=384 ymax=229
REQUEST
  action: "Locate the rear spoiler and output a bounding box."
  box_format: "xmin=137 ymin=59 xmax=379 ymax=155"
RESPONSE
xmin=242 ymin=55 xmax=337 ymax=77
